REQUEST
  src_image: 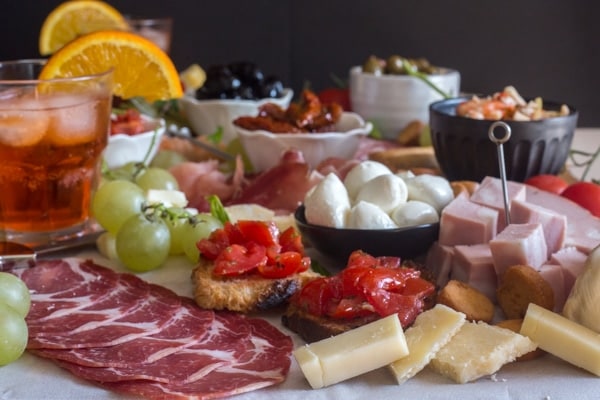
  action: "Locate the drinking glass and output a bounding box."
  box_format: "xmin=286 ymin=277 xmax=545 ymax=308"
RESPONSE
xmin=0 ymin=59 xmax=113 ymax=245
xmin=126 ymin=16 xmax=173 ymax=54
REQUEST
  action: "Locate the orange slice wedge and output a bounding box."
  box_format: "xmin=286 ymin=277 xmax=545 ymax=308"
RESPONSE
xmin=39 ymin=0 xmax=129 ymax=55
xmin=39 ymin=30 xmax=183 ymax=102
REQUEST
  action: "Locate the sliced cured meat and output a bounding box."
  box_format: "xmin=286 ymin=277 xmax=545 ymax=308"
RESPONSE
xmin=28 ymin=283 xmax=181 ymax=349
xmin=49 ymin=312 xmax=253 ymax=384
xmin=28 ymin=273 xmax=149 ymax=337
xmin=31 ymin=299 xmax=214 ymax=367
xmin=19 ymin=259 xmax=120 ymax=322
xmin=99 ymin=314 xmax=293 ymax=400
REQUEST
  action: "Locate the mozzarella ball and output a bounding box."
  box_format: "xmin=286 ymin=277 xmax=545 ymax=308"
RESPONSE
xmin=355 ymin=174 xmax=408 ymax=213
xmin=396 ymin=170 xmax=415 ymax=180
xmin=304 ymin=173 xmax=351 ymax=228
xmin=405 ymin=174 xmax=454 ymax=213
xmin=346 ymin=201 xmax=398 ymax=230
xmin=390 ymin=200 xmax=440 ymax=228
xmin=343 ymin=160 xmax=392 ymax=200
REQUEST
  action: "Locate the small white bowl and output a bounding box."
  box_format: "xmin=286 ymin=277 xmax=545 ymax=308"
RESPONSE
xmin=104 ymin=116 xmax=166 ymax=169
xmin=179 ymin=88 xmax=293 ymax=145
xmin=349 ymin=65 xmax=460 ymax=140
xmin=235 ymin=112 xmax=372 ymax=172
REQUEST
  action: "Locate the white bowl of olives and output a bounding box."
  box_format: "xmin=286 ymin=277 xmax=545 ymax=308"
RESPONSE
xmin=349 ymin=55 xmax=460 ymax=141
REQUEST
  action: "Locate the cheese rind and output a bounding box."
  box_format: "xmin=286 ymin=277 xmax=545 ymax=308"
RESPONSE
xmin=293 ymin=314 xmax=409 ymax=389
xmin=389 ymin=304 xmax=466 ymax=384
xmin=521 ymin=303 xmax=600 ymax=376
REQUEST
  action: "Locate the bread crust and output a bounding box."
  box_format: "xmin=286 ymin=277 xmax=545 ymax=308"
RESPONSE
xmin=437 ymin=280 xmax=495 ymax=323
xmin=496 ymin=264 xmax=554 ymax=319
xmin=191 ymin=258 xmax=321 ymax=313
xmin=368 ymin=146 xmax=439 ymax=172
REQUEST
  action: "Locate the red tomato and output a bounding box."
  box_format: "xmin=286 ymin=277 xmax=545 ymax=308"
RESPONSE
xmin=213 ymin=243 xmax=267 ymax=276
xmin=110 ymin=109 xmax=145 ymax=135
xmin=329 ymin=297 xmax=374 ymax=319
xmin=525 ymin=174 xmax=569 ymax=195
xmin=236 ymin=220 xmax=279 ymax=247
xmin=278 ymin=227 xmax=305 ymax=254
xmin=197 ymin=229 xmax=230 ymax=260
xmin=561 ymin=181 xmax=600 ymax=217
xmin=317 ymin=88 xmax=351 ymax=111
xmin=296 ymin=278 xmax=341 ymax=316
xmin=258 ymin=252 xmax=309 ymax=279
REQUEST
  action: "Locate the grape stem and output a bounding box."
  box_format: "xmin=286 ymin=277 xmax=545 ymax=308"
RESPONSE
xmin=569 ymin=147 xmax=600 ymax=182
xmin=401 ymin=59 xmax=451 ymax=99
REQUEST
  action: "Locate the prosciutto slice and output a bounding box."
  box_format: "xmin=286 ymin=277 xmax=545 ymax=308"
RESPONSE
xmin=15 ymin=258 xmax=292 ymax=399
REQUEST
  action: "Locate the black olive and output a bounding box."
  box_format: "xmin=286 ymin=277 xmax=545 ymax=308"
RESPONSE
xmin=362 ymin=55 xmax=385 ymax=75
xmin=238 ymin=85 xmax=257 ymax=100
xmin=194 ymin=86 xmax=211 ymax=100
xmin=228 ymin=61 xmax=264 ymax=86
xmin=260 ymin=75 xmax=284 ymax=98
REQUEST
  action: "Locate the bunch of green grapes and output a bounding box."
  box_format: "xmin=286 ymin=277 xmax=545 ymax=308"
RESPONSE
xmin=0 ymin=272 xmax=30 ymax=365
xmin=93 ymin=162 xmax=223 ymax=272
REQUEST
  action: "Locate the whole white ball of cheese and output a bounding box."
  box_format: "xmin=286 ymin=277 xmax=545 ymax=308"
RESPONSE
xmin=355 ymin=174 xmax=408 ymax=213
xmin=390 ymin=200 xmax=439 ymax=228
xmin=343 ymin=160 xmax=392 ymax=200
xmin=304 ymin=173 xmax=351 ymax=228
xmin=405 ymin=174 xmax=454 ymax=213
xmin=346 ymin=201 xmax=398 ymax=230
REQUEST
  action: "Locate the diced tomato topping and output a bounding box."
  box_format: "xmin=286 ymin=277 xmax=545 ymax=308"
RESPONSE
xmin=198 ymin=220 xmax=310 ymax=279
xmin=292 ymin=250 xmax=433 ymax=327
xmin=110 ymin=109 xmax=146 ymax=136
xmin=213 ymin=243 xmax=267 ymax=276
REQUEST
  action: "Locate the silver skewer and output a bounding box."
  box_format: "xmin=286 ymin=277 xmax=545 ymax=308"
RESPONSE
xmin=488 ymin=121 xmax=512 ymax=226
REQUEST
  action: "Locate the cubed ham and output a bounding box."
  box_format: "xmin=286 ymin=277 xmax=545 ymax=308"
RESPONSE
xmin=439 ymin=192 xmax=498 ymax=246
xmin=470 ymin=176 xmax=527 ymax=232
xmin=489 ymin=223 xmax=548 ymax=277
xmin=538 ymin=263 xmax=566 ymax=313
xmin=526 ymin=186 xmax=600 ymax=255
xmin=550 ymin=247 xmax=588 ymax=299
xmin=425 ymin=242 xmax=455 ymax=287
xmin=451 ymin=244 xmax=497 ymax=302
xmin=510 ymin=199 xmax=567 ymax=258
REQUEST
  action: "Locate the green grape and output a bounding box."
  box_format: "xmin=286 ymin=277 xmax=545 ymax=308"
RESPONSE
xmin=151 ymin=150 xmax=187 ymax=169
xmin=0 ymin=272 xmax=30 ymax=318
xmin=116 ymin=213 xmax=171 ymax=272
xmin=135 ymin=167 xmax=179 ymax=191
xmin=92 ymin=180 xmax=146 ymax=235
xmin=107 ymin=161 xmax=144 ymax=182
xmin=0 ymin=303 xmax=28 ymax=366
xmin=182 ymin=213 xmax=223 ymax=263
xmin=162 ymin=208 xmax=189 ymax=255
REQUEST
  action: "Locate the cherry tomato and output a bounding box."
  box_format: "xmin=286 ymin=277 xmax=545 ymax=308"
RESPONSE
xmin=258 ymin=252 xmax=309 ymax=279
xmin=525 ymin=174 xmax=569 ymax=195
xmin=213 ymin=243 xmax=267 ymax=276
xmin=561 ymin=181 xmax=600 ymax=217
xmin=110 ymin=109 xmax=145 ymax=135
xmin=296 ymin=278 xmax=340 ymax=316
xmin=329 ymin=297 xmax=374 ymax=319
xmin=236 ymin=220 xmax=279 ymax=247
xmin=196 ymin=228 xmax=230 ymax=260
xmin=317 ymin=88 xmax=351 ymax=111
xmin=278 ymin=227 xmax=304 ymax=254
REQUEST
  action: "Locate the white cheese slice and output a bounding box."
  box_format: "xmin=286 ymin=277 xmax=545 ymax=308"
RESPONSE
xmin=293 ymin=314 xmax=409 ymax=389
xmin=389 ymin=304 xmax=466 ymax=384
xmin=521 ymin=303 xmax=600 ymax=376
xmin=146 ymin=189 xmax=188 ymax=208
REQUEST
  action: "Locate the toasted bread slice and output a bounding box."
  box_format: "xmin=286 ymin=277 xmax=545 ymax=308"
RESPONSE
xmin=191 ymin=258 xmax=321 ymax=313
xmin=496 ymin=264 xmax=554 ymax=319
xmin=437 ymin=280 xmax=495 ymax=323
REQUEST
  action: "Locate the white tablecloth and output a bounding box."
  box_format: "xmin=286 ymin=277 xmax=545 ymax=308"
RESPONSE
xmin=2 ymin=129 xmax=600 ymax=400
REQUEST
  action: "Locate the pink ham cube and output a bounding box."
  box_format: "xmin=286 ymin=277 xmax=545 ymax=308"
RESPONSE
xmin=550 ymin=247 xmax=587 ymax=299
xmin=538 ymin=263 xmax=566 ymax=312
xmin=489 ymin=223 xmax=548 ymax=277
xmin=425 ymin=241 xmax=455 ymax=288
xmin=510 ymin=199 xmax=567 ymax=258
xmin=439 ymin=192 xmax=498 ymax=246
xmin=451 ymin=244 xmax=498 ymax=302
xmin=470 ymin=176 xmax=527 ymax=232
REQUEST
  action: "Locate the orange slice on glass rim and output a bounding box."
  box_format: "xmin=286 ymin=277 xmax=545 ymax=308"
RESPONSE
xmin=39 ymin=30 xmax=183 ymax=102
xmin=39 ymin=0 xmax=129 ymax=56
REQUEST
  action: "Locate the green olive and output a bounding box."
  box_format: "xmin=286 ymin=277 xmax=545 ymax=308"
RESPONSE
xmin=411 ymin=58 xmax=436 ymax=74
xmin=385 ymin=55 xmax=406 ymax=75
xmin=362 ymin=55 xmax=384 ymax=75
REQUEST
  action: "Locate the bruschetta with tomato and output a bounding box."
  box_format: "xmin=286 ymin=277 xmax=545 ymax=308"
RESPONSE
xmin=192 ymin=220 xmax=321 ymax=313
xmin=282 ymin=250 xmax=436 ymax=343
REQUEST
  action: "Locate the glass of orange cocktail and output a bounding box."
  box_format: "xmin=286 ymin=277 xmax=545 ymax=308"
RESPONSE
xmin=0 ymin=59 xmax=113 ymax=245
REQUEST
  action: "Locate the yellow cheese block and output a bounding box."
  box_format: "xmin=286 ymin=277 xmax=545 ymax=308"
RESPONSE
xmin=293 ymin=314 xmax=409 ymax=389
xmin=389 ymin=304 xmax=466 ymax=384
xmin=521 ymin=303 xmax=600 ymax=376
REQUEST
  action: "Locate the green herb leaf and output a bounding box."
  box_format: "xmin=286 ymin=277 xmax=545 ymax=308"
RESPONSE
xmin=207 ymin=195 xmax=230 ymax=224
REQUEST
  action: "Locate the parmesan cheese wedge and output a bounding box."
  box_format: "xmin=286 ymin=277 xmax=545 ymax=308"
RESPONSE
xmin=520 ymin=303 xmax=600 ymax=376
xmin=389 ymin=304 xmax=466 ymax=384
xmin=429 ymin=320 xmax=536 ymax=383
xmin=293 ymin=314 xmax=409 ymax=389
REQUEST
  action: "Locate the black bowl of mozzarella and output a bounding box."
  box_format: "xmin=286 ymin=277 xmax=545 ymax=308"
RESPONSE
xmin=294 ymin=205 xmax=439 ymax=267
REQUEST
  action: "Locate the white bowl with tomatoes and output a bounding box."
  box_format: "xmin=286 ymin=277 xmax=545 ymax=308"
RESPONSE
xmin=104 ymin=110 xmax=166 ymax=169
